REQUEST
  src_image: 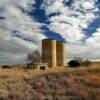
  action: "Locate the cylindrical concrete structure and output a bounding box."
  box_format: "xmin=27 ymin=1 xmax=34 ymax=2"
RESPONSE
xmin=42 ymin=38 xmax=56 ymax=67
xmin=56 ymin=41 xmax=66 ymax=66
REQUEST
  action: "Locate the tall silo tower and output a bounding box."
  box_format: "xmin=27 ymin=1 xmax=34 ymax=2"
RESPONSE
xmin=56 ymin=41 xmax=66 ymax=66
xmin=42 ymin=38 xmax=57 ymax=67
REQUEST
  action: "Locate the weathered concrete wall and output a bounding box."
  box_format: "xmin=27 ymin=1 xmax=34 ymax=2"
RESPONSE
xmin=42 ymin=39 xmax=57 ymax=67
xmin=56 ymin=41 xmax=66 ymax=66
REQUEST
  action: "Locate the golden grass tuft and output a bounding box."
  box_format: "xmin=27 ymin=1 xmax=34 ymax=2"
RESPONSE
xmin=0 ymin=66 xmax=99 ymax=100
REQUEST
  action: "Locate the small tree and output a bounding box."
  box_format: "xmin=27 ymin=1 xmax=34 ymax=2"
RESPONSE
xmin=27 ymin=50 xmax=41 ymax=65
xmin=82 ymin=59 xmax=92 ymax=67
xmin=68 ymin=60 xmax=80 ymax=67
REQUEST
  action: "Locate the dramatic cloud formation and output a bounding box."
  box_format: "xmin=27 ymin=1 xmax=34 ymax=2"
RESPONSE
xmin=0 ymin=0 xmax=100 ymax=64
xmin=42 ymin=0 xmax=100 ymax=60
xmin=0 ymin=0 xmax=46 ymax=64
xmin=42 ymin=0 xmax=98 ymax=41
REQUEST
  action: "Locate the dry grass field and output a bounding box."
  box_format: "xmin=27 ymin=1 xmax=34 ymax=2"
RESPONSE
xmin=92 ymin=62 xmax=100 ymax=67
xmin=0 ymin=66 xmax=100 ymax=100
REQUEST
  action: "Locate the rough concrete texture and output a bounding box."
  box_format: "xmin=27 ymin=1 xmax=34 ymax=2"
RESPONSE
xmin=42 ymin=38 xmax=66 ymax=67
xmin=56 ymin=41 xmax=66 ymax=66
xmin=42 ymin=39 xmax=57 ymax=67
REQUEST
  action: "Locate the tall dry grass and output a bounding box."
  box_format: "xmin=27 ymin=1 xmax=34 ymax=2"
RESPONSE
xmin=0 ymin=67 xmax=99 ymax=100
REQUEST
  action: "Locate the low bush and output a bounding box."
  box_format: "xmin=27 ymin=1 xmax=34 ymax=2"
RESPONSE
xmin=68 ymin=60 xmax=80 ymax=67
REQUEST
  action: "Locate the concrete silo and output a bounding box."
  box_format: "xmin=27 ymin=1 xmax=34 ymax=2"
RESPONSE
xmin=56 ymin=41 xmax=66 ymax=66
xmin=42 ymin=38 xmax=57 ymax=67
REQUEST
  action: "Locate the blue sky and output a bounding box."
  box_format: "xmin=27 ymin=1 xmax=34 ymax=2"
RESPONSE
xmin=0 ymin=0 xmax=100 ymax=64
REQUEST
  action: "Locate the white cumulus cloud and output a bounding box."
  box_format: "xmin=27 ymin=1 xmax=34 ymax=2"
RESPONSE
xmin=0 ymin=0 xmax=46 ymax=64
xmin=42 ymin=0 xmax=100 ymax=61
